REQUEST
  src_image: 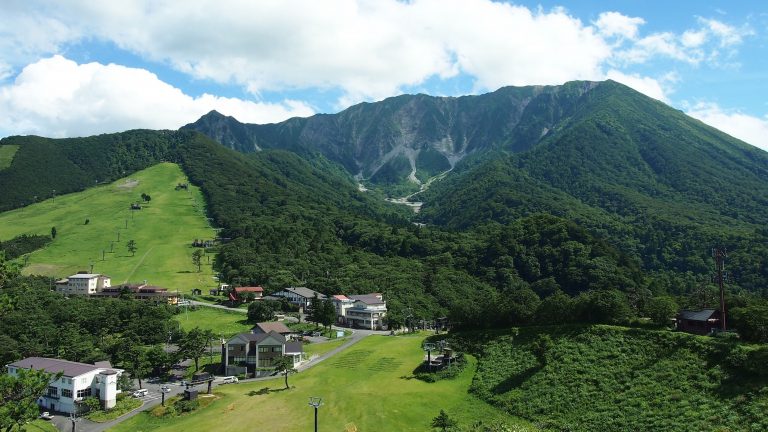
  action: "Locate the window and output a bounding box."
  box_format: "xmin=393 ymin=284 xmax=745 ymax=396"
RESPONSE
xmin=47 ymin=386 xmax=58 ymax=397
xmin=76 ymin=388 xmax=92 ymax=399
xmin=258 ymin=346 xmax=269 ymax=352
xmin=272 ymin=347 xmax=281 ymax=352
xmin=62 ymin=389 xmax=73 ymax=398
xmin=7 ymin=367 xmax=15 ymax=374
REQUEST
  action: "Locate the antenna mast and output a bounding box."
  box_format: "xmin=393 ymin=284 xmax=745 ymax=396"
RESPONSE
xmin=712 ymin=247 xmax=728 ymax=331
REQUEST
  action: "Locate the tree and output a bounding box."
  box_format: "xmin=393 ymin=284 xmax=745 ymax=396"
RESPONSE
xmin=645 ymin=296 xmax=679 ymax=327
xmin=272 ymin=356 xmax=296 ymax=389
xmin=431 ymin=409 xmax=457 ymax=432
xmin=122 ymin=344 xmax=150 ymax=390
xmin=140 ymin=193 xmax=151 ymax=202
xmin=308 ymin=294 xmax=321 ymax=328
xmin=532 ymin=334 xmax=553 ymax=366
xmin=82 ymin=396 xmax=101 ymax=413
xmin=730 ymin=306 xmax=768 ymax=342
xmin=127 ymin=240 xmax=137 ymax=257
xmin=319 ymin=298 xmax=336 ymax=334
xmin=50 ymin=226 xmax=56 ymax=239
xmin=247 ymin=301 xmax=275 ymax=323
xmin=191 ymin=249 xmax=203 ymax=272
xmin=0 ymin=368 xmax=59 ymax=432
xmin=179 ymin=328 xmax=209 ymax=372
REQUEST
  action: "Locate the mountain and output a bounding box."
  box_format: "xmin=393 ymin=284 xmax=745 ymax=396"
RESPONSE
xmin=183 ymin=81 xmax=600 ymax=187
xmin=417 ymin=81 xmax=768 ymax=290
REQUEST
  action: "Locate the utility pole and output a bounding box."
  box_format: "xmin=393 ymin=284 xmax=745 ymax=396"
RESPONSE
xmin=712 ymin=247 xmax=728 ymax=332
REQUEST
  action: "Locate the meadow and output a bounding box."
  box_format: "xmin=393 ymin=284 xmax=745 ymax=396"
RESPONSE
xmin=108 ymin=335 xmax=536 ymax=432
xmin=0 ymin=144 xmax=18 ymax=169
xmin=174 ymin=307 xmax=251 ymax=338
xmin=0 ymin=163 xmax=218 ymax=293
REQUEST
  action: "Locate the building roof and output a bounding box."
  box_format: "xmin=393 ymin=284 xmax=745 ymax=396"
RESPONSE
xmin=253 ymin=321 xmax=293 ymax=334
xmin=278 ymin=287 xmax=326 ymax=299
xmin=8 ymin=357 xmax=107 ymax=378
xmin=349 ymin=294 xmax=385 ymax=305
xmin=333 ymin=295 xmax=351 ymax=301
xmin=284 ymin=341 xmax=303 ymax=354
xmin=68 ymin=273 xmax=107 ymax=279
xmin=230 ymin=331 xmax=286 ymax=345
xmin=678 ymin=309 xmax=718 ymax=322
xmin=235 ymin=286 xmax=264 ymax=293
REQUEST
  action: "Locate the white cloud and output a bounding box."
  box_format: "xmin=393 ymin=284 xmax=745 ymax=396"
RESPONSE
xmin=686 ymin=102 xmax=768 ymax=151
xmin=0 ymin=1 xmax=758 ymax=138
xmin=1 ymin=0 xmax=617 ymax=104
xmin=605 ymin=70 xmax=673 ymax=102
xmin=595 ymin=11 xmax=645 ymax=39
xmin=0 ymin=56 xmax=314 ymax=138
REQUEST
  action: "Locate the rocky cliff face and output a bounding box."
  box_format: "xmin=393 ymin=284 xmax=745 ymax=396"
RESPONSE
xmin=183 ymin=80 xmax=601 ymax=185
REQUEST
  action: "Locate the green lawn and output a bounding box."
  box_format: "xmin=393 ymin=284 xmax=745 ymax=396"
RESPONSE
xmin=175 ymin=307 xmax=251 ymax=338
xmin=108 ymin=335 xmax=537 ymax=432
xmin=0 ymin=163 xmax=218 ymax=293
xmin=303 ymin=337 xmax=347 ymax=358
xmin=0 ymin=144 xmax=19 ymax=170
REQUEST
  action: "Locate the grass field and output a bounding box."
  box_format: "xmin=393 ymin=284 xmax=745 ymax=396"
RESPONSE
xmin=0 ymin=144 xmax=19 ymax=169
xmin=175 ymin=307 xmax=251 ymax=338
xmin=108 ymin=335 xmax=537 ymax=432
xmin=0 ymin=163 xmax=218 ymax=293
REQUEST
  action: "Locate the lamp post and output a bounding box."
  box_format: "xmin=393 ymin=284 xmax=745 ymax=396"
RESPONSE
xmin=160 ymin=385 xmax=171 ymax=406
xmin=308 ymin=397 xmax=323 ymax=432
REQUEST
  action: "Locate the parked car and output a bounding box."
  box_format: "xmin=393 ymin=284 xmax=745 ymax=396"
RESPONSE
xmin=219 ymin=376 xmax=239 ymax=384
xmin=132 ymin=389 xmax=149 ymax=397
xmin=39 ymin=412 xmax=54 ymax=420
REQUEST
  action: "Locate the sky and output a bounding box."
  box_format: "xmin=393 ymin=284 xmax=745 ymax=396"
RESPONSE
xmin=0 ymin=1 xmax=767 ymax=151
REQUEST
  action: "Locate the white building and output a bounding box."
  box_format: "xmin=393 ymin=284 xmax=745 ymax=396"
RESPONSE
xmin=55 ymin=274 xmax=111 ymax=295
xmin=271 ymin=287 xmax=326 ymax=311
xmin=345 ymin=293 xmax=387 ymax=330
xmin=332 ymin=295 xmax=355 ymax=324
xmin=6 ymin=357 xmax=123 ymax=415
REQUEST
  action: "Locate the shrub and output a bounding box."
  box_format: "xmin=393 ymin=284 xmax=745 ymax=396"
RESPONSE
xmin=174 ymin=399 xmax=199 ymax=413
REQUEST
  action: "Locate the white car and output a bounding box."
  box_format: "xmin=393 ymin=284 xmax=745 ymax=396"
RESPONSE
xmin=219 ymin=376 xmax=239 ymax=384
xmin=39 ymin=412 xmax=54 ymax=420
xmin=132 ymin=389 xmax=149 ymax=397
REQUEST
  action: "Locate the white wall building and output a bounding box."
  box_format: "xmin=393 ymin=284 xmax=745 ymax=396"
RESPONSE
xmin=345 ymin=293 xmax=387 ymax=330
xmin=6 ymin=357 xmax=122 ymax=415
xmin=271 ymin=287 xmax=326 ymax=311
xmin=55 ymin=274 xmax=111 ymax=295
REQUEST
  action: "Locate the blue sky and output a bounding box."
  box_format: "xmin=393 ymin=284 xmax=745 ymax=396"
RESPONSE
xmin=0 ymin=0 xmax=766 ymax=150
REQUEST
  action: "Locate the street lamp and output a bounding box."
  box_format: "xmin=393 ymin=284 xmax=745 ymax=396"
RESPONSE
xmin=308 ymin=397 xmax=323 ymax=432
xmin=160 ymin=385 xmax=171 ymax=406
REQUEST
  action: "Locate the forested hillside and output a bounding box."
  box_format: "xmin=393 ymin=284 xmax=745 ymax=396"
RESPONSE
xmin=459 ymin=325 xmax=768 ymax=432
xmin=0 ymin=130 xmax=185 ymax=212
xmin=418 ymin=81 xmax=768 ymax=295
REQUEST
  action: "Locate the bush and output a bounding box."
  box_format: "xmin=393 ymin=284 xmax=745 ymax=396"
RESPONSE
xmin=174 ymin=399 xmax=200 ymax=413
xmin=415 ymin=353 xmax=466 ymax=382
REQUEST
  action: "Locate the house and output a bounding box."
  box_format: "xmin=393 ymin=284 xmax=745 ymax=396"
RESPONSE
xmin=55 ymin=273 xmax=111 ymax=295
xmin=272 ymin=287 xmax=326 ymax=311
xmin=222 ymin=331 xmax=303 ymax=377
xmin=228 ymin=286 xmax=264 ymax=302
xmin=91 ymin=283 xmax=180 ymax=305
xmin=345 ymin=293 xmax=387 ymax=330
xmin=676 ymin=309 xmax=722 ymax=335
xmin=252 ymin=321 xmax=295 ymax=339
xmin=332 ymin=295 xmax=355 ymax=325
xmin=6 ymin=357 xmax=123 ymax=415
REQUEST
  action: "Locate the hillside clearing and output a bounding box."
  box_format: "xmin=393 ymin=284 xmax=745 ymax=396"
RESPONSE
xmin=0 ymin=163 xmax=218 ymax=293
xmin=0 ymin=144 xmax=19 ymax=170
